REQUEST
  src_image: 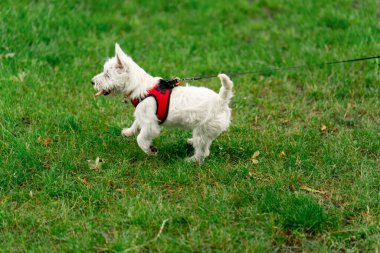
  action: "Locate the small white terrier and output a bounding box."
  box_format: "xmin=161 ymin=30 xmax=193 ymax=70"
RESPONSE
xmin=91 ymin=43 xmax=233 ymax=163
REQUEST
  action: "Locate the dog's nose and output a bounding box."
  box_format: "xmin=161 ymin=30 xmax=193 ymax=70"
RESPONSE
xmin=91 ymin=80 xmax=95 ymax=85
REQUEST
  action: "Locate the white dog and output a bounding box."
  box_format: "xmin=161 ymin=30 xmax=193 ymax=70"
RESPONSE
xmin=91 ymin=43 xmax=233 ymax=163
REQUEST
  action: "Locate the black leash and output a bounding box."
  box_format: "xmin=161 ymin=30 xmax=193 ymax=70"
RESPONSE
xmin=123 ymin=55 xmax=378 ymax=105
xmin=177 ymin=55 xmax=380 ymax=82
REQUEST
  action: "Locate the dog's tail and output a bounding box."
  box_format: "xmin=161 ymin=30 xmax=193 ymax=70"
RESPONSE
xmin=218 ymin=74 xmax=233 ymax=106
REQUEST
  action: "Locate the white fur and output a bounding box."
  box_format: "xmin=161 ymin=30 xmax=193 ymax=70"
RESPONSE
xmin=91 ymin=43 xmax=233 ymax=163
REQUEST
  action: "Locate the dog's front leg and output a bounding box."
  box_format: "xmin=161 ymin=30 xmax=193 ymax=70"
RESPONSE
xmin=121 ymin=120 xmax=139 ymax=137
xmin=136 ymin=125 xmax=160 ymax=155
xmin=134 ymin=97 xmax=160 ymax=155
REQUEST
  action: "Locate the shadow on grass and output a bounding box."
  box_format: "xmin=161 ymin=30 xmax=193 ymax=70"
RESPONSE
xmin=258 ymin=188 xmax=336 ymax=233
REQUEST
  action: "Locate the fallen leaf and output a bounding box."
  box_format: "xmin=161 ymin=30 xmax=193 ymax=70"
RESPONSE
xmin=279 ymin=150 xmax=285 ymax=158
xmin=251 ymin=159 xmax=259 ymax=164
xmin=77 ymin=177 xmax=89 ymax=186
xmin=250 ymin=151 xmax=260 ymax=164
xmin=38 ymin=136 xmax=51 ymax=146
xmin=0 ymin=53 xmax=15 ymax=59
xmin=252 ymin=151 xmax=260 ymax=158
xmin=344 ymin=216 xmax=355 ymax=222
xmin=87 ymin=157 xmax=104 ymax=171
xmin=43 ymin=138 xmax=51 ymax=145
xmin=320 ymin=124 xmax=327 ymax=132
xmin=300 ymin=185 xmax=327 ymax=195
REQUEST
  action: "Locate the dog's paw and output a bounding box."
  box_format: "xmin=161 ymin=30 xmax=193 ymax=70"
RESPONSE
xmin=121 ymin=128 xmax=135 ymax=137
xmin=186 ymin=138 xmax=193 ymax=146
xmin=146 ymin=145 xmax=158 ymax=156
xmin=185 ymin=156 xmax=204 ymax=165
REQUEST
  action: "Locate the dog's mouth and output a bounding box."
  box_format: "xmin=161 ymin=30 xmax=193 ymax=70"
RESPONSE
xmin=95 ymin=90 xmax=111 ymax=97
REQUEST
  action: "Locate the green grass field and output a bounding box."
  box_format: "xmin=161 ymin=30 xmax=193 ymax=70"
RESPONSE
xmin=1 ymin=0 xmax=379 ymax=252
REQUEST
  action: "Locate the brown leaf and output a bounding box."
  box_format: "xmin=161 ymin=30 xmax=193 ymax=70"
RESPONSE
xmin=279 ymin=150 xmax=285 ymax=158
xmin=345 ymin=215 xmax=355 ymax=222
xmin=320 ymin=124 xmax=327 ymax=132
xmin=38 ymin=136 xmax=51 ymax=146
xmin=43 ymin=137 xmax=51 ymax=145
xmin=78 ymin=177 xmax=89 ymax=186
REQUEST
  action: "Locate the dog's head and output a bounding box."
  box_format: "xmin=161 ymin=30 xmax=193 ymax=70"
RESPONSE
xmin=91 ymin=43 xmax=133 ymax=97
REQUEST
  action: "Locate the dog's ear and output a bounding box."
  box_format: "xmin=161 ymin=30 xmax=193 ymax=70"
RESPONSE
xmin=115 ymin=43 xmax=127 ymax=68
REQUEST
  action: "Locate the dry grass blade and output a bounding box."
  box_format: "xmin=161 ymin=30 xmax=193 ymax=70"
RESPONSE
xmin=123 ymin=219 xmax=170 ymax=252
xmin=300 ymin=185 xmax=327 ymax=195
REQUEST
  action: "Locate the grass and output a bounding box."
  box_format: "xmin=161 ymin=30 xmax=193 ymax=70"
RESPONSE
xmin=0 ymin=0 xmax=379 ymax=251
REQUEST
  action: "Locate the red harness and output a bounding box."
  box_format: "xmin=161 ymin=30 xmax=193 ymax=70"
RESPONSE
xmin=131 ymin=82 xmax=180 ymax=124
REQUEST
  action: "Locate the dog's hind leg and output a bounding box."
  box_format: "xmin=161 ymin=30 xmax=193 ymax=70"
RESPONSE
xmin=121 ymin=120 xmax=140 ymax=137
xmin=186 ymin=127 xmax=218 ymax=164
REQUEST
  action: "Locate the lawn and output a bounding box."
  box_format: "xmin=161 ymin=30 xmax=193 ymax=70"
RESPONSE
xmin=0 ymin=0 xmax=379 ymax=252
